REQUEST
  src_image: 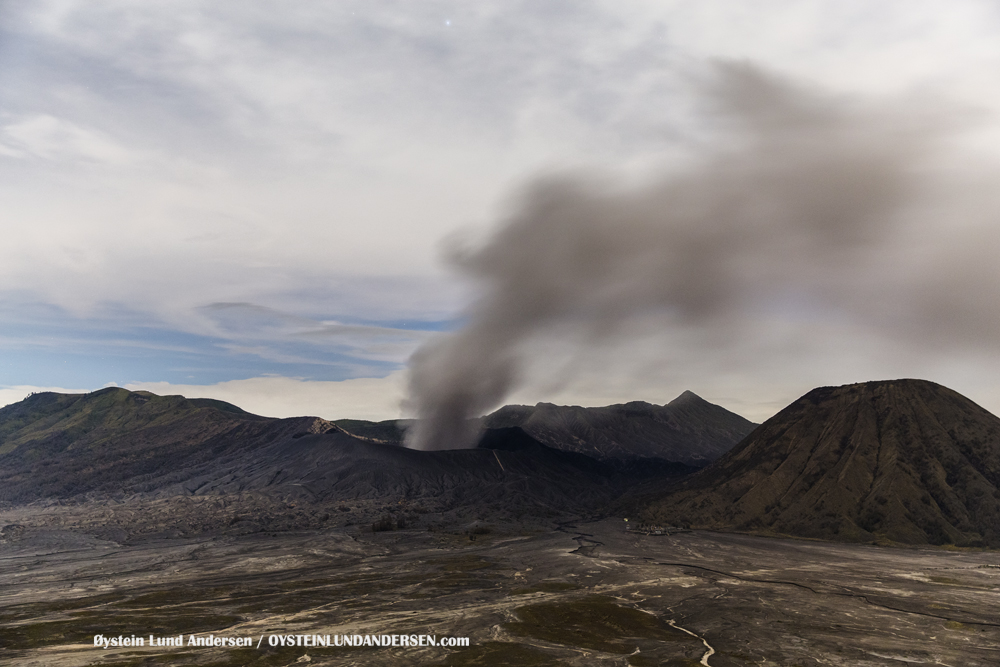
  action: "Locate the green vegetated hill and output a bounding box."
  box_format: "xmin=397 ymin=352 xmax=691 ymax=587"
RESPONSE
xmin=641 ymin=379 xmax=1000 ymax=546
xmin=0 ymin=387 xmax=323 ymax=502
xmin=0 ymin=388 xmax=259 ymax=456
xmin=483 ymin=391 xmax=757 ymax=466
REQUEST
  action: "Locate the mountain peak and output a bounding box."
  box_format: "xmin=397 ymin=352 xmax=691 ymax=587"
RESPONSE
xmin=482 ymin=394 xmax=756 ymax=465
xmin=645 ymin=378 xmax=1000 ymax=546
xmin=668 ymin=390 xmax=706 ymax=406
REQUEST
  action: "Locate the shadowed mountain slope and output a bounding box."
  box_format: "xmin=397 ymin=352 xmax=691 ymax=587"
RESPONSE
xmin=643 ymin=380 xmax=1000 ymax=546
xmin=483 ymin=391 xmax=756 ymax=466
xmin=0 ymin=390 xmax=651 ymax=528
xmin=174 ymin=426 xmax=623 ymax=515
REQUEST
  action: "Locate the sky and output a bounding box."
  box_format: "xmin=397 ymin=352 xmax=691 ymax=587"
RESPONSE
xmin=3 ymin=1 xmax=1000 ymax=424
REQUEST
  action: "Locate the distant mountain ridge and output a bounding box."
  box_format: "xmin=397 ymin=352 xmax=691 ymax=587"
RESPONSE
xmin=642 ymin=379 xmax=1000 ymax=546
xmin=0 ymin=389 xmax=670 ymax=535
xmin=330 ymin=391 xmax=756 ymax=466
xmin=483 ymin=391 xmax=756 ymax=466
xmin=0 ymin=387 xmax=746 ymax=506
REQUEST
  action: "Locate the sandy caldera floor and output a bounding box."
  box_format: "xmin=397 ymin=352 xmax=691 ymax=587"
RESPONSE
xmin=2 ymin=514 xmax=999 ymax=666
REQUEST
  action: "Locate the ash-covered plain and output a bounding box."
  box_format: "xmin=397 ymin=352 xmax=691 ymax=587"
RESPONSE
xmin=3 ymin=517 xmax=999 ymax=666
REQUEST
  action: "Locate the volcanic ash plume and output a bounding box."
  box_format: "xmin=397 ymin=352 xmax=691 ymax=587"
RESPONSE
xmin=404 ymin=61 xmax=983 ymax=451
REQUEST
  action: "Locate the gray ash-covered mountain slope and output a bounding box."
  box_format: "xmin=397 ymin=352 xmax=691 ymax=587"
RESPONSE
xmin=172 ymin=426 xmax=629 ymax=516
xmin=483 ymin=390 xmax=756 ymax=466
xmin=641 ymin=379 xmax=1000 ymax=546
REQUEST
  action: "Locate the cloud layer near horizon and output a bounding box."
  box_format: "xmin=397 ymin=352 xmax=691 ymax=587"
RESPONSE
xmin=125 ymin=373 xmax=409 ymax=421
xmin=0 ymin=373 xmax=408 ymax=422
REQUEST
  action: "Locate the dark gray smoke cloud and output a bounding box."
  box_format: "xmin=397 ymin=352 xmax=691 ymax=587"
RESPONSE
xmin=405 ymin=61 xmax=996 ymax=450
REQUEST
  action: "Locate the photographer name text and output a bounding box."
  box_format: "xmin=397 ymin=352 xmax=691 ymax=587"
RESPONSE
xmin=93 ymin=633 xmax=469 ymax=650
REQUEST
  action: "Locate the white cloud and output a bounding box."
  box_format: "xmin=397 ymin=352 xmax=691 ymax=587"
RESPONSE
xmin=1 ymin=114 xmax=136 ymax=163
xmin=6 ymin=1 xmax=999 ymax=324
